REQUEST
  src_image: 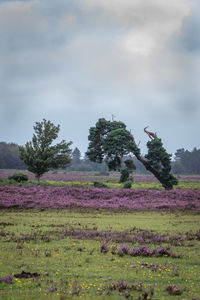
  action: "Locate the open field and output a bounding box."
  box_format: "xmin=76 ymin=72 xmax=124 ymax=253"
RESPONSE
xmin=0 ymin=172 xmax=200 ymax=299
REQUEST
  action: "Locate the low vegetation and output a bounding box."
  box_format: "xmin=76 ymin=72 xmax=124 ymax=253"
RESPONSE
xmin=0 ymin=210 xmax=200 ymax=299
xmin=0 ymin=172 xmax=200 ymax=299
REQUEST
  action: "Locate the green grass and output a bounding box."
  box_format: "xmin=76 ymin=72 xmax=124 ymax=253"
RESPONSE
xmin=0 ymin=210 xmax=200 ymax=299
xmin=39 ymin=178 xmax=200 ymax=190
xmin=1 ymin=178 xmax=200 ymax=190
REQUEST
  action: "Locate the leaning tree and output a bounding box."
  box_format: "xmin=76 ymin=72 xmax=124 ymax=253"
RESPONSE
xmin=86 ymin=118 xmax=178 ymax=190
xmin=19 ymin=119 xmax=72 ymax=182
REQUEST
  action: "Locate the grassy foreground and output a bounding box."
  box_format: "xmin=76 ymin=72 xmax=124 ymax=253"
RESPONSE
xmin=0 ymin=210 xmax=200 ymax=299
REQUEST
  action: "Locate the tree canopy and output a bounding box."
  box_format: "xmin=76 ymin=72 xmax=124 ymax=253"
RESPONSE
xmin=87 ymin=118 xmax=178 ymax=189
xmin=19 ymin=119 xmax=72 ymax=181
xmin=86 ymin=118 xmax=136 ymax=182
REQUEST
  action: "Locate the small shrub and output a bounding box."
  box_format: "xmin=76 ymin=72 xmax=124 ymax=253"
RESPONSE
xmin=8 ymin=173 xmax=28 ymax=182
xmin=93 ymin=181 xmax=107 ymax=188
xmin=120 ymin=169 xmax=130 ymax=183
xmin=123 ymin=181 xmax=132 ymax=189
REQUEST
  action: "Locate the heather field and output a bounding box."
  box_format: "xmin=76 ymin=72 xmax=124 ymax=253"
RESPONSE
xmin=0 ymin=172 xmax=200 ymax=299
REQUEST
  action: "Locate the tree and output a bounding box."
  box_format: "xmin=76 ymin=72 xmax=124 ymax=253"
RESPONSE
xmin=172 ymin=147 xmax=200 ymax=174
xmin=129 ymin=128 xmax=178 ymax=190
xmin=72 ymin=147 xmax=81 ymax=164
xmin=86 ymin=118 xmax=136 ymax=182
xmin=0 ymin=142 xmax=25 ymax=169
xmin=19 ymin=119 xmax=72 ymax=181
xmin=87 ymin=118 xmax=178 ymax=190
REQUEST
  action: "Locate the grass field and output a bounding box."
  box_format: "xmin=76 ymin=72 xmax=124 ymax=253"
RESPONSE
xmin=0 ymin=172 xmax=200 ymax=299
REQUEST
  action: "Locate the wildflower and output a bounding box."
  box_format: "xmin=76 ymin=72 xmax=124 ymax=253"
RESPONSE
xmin=0 ymin=275 xmax=13 ymax=284
xmin=100 ymin=241 xmax=109 ymax=253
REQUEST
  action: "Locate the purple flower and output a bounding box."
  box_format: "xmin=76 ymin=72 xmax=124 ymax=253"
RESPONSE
xmin=118 ymin=244 xmax=130 ymax=256
xmin=0 ymin=275 xmax=13 ymax=284
xmin=166 ymin=285 xmax=182 ymax=295
xmin=100 ymin=241 xmax=109 ymax=253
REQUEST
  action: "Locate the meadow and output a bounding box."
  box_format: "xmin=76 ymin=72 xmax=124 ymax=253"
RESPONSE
xmin=0 ymin=171 xmax=200 ymax=299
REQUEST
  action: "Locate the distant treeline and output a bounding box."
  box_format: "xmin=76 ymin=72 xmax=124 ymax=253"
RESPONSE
xmin=171 ymin=148 xmax=200 ymax=175
xmin=0 ymin=142 xmax=200 ymax=175
xmin=0 ymin=142 xmax=25 ymax=169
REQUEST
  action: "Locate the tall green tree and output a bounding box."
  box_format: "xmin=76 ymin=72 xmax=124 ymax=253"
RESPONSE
xmin=19 ymin=119 xmax=72 ymax=181
xmin=127 ymin=128 xmax=178 ymax=190
xmin=87 ymin=118 xmax=178 ymax=190
xmin=86 ymin=118 xmax=136 ymax=182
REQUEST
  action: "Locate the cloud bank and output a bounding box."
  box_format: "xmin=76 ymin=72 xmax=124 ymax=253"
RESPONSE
xmin=0 ymin=0 xmax=199 ymax=154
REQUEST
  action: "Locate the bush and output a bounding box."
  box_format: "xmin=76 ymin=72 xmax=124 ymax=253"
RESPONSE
xmin=120 ymin=169 xmax=130 ymax=183
xmin=8 ymin=173 xmax=28 ymax=182
xmin=123 ymin=181 xmax=132 ymax=189
xmin=93 ymin=181 xmax=107 ymax=188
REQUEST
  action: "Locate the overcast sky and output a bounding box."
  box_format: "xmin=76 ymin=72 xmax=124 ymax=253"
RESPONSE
xmin=0 ymin=0 xmax=199 ymax=155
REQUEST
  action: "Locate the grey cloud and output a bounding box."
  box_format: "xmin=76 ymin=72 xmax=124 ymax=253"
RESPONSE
xmin=0 ymin=0 xmax=199 ymax=153
xmin=178 ymin=1 xmax=200 ymax=52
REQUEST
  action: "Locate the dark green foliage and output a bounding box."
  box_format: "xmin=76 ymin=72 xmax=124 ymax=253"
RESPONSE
xmin=19 ymin=119 xmax=72 ymax=181
xmin=145 ymin=139 xmax=178 ymax=190
xmin=124 ymin=159 xmax=136 ymax=171
xmin=8 ymin=173 xmax=28 ymax=182
xmin=86 ymin=118 xmax=130 ymax=164
xmin=123 ymin=181 xmax=132 ymax=189
xmin=93 ymin=181 xmax=107 ymax=188
xmin=87 ymin=118 xmax=178 ymax=190
xmin=119 ymin=159 xmax=136 ymax=182
xmin=172 ymin=147 xmax=200 ymax=174
xmin=120 ymin=169 xmax=130 ymax=183
xmin=107 ymin=156 xmax=121 ymax=171
xmin=86 ymin=118 xmax=136 ymax=179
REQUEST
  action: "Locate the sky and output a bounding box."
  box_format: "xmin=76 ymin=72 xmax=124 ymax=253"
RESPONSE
xmin=0 ymin=0 xmax=200 ymax=156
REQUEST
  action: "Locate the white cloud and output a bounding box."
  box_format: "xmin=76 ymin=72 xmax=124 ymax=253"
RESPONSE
xmin=82 ymin=0 xmax=192 ymax=56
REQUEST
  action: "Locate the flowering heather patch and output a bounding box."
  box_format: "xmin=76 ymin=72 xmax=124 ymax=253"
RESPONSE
xmin=166 ymin=284 xmax=183 ymax=295
xmin=0 ymin=275 xmax=12 ymax=284
xmin=100 ymin=243 xmax=180 ymax=258
xmin=128 ymin=245 xmax=178 ymax=258
xmin=118 ymin=244 xmax=130 ymax=256
xmin=109 ymin=280 xmax=128 ymax=292
xmin=10 ymin=225 xmax=196 ymax=248
xmin=100 ymin=241 xmax=109 ymax=253
xmin=109 ymin=280 xmax=155 ymax=299
xmin=0 ymin=185 xmax=200 ymax=210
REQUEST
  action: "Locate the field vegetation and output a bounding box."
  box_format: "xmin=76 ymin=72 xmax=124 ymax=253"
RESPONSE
xmin=0 ymin=171 xmax=200 ymax=299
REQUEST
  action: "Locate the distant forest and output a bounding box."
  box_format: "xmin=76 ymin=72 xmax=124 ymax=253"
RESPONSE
xmin=0 ymin=142 xmax=200 ymax=175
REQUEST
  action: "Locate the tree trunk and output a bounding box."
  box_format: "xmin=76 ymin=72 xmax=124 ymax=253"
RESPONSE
xmin=133 ymin=152 xmax=173 ymax=190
